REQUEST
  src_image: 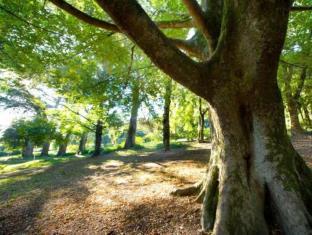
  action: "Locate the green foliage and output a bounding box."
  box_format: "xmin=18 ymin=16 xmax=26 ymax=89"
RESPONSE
xmin=171 ymin=83 xmax=199 ymax=140
xmin=1 ymin=116 xmax=55 ymax=150
xmin=0 ymin=0 xmax=310 ymax=156
xmin=0 ymin=76 xmax=46 ymax=114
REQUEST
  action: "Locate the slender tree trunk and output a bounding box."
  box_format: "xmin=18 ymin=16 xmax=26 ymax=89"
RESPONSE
xmin=124 ymin=83 xmax=140 ymax=149
xmin=302 ymin=104 xmax=312 ymax=129
xmin=163 ymin=79 xmax=172 ymax=151
xmin=40 ymin=142 xmax=50 ymax=156
xmin=198 ymin=98 xmax=209 ymax=142
xmin=287 ymin=98 xmax=303 ymax=135
xmin=57 ymin=133 xmax=70 ymax=156
xmin=22 ymin=139 xmax=33 ymax=158
xmin=198 ymin=113 xmax=205 ymax=142
xmin=93 ymin=120 xmax=103 ymax=157
xmin=78 ymin=132 xmax=88 ymax=154
xmin=207 ymin=109 xmax=214 ymax=141
xmin=282 ymin=65 xmax=306 ymax=136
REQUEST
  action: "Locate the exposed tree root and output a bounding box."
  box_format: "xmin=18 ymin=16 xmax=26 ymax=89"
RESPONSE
xmin=201 ymin=166 xmax=219 ymax=232
xmin=170 ymin=181 xmax=202 ymax=197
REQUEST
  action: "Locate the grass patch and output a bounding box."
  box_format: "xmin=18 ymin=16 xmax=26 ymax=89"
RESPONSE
xmin=0 ymin=140 xmax=195 ymax=201
xmin=0 ymin=155 xmax=85 ymax=175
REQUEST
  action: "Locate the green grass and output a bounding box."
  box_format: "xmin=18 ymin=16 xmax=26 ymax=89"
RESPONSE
xmin=0 ymin=155 xmax=84 ymax=175
xmin=0 ymin=140 xmax=192 ymax=176
xmin=0 ymin=140 xmax=198 ymax=203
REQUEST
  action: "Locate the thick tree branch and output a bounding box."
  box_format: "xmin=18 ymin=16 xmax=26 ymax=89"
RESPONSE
xmin=156 ymin=19 xmax=193 ymax=29
xmin=168 ymin=38 xmax=206 ymax=60
xmin=182 ymin=0 xmax=213 ymax=51
xmin=280 ymin=59 xmax=307 ymax=69
xmin=94 ymin=0 xmax=218 ymax=98
xmin=291 ymin=6 xmax=312 ymax=11
xmin=49 ymin=0 xmax=119 ymax=31
xmin=49 ymin=0 xmax=193 ymax=31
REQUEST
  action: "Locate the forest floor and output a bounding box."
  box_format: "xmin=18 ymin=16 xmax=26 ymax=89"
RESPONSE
xmin=0 ymin=135 xmax=311 ymax=235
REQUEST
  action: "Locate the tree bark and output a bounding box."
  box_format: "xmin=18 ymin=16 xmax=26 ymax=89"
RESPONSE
xmin=194 ymin=84 xmax=312 ymax=234
xmin=173 ymin=3 xmax=312 ymax=234
xmin=93 ymin=120 xmax=103 ymax=157
xmin=163 ymin=79 xmax=172 ymax=151
xmin=22 ymin=139 xmax=33 ymax=158
xmin=40 ymin=142 xmax=50 ymax=156
xmin=124 ymin=82 xmax=140 ymax=149
xmin=57 ymin=133 xmax=70 ymax=156
xmin=78 ymin=132 xmax=88 ymax=154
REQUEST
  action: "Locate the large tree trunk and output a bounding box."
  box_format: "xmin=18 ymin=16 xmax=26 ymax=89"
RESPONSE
xmin=40 ymin=142 xmax=50 ymax=156
xmin=201 ymin=91 xmax=312 ymax=234
xmin=124 ymin=83 xmax=140 ymax=149
xmin=78 ymin=132 xmax=88 ymax=154
xmin=163 ymin=79 xmax=172 ymax=151
xmin=174 ymin=85 xmax=312 ymax=234
xmin=93 ymin=120 xmax=103 ymax=157
xmin=172 ymin=3 xmax=312 ymax=234
xmin=22 ymin=139 xmax=33 ymax=158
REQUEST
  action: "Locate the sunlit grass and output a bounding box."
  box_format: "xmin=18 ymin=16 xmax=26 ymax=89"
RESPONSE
xmin=0 ymin=140 xmax=207 ymax=206
xmin=0 ymin=155 xmax=84 ymax=175
xmin=0 ymin=140 xmax=195 ymax=176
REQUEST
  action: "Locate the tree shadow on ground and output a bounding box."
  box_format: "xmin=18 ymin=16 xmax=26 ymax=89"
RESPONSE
xmin=0 ymin=147 xmax=210 ymax=234
xmin=106 ymin=198 xmax=202 ymax=235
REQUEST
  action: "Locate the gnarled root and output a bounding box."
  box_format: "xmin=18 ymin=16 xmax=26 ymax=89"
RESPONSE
xmin=201 ymin=166 xmax=219 ymax=231
xmin=170 ymin=180 xmax=203 ymax=197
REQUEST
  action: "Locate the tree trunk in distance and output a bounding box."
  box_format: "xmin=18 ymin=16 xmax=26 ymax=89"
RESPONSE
xmin=198 ymin=113 xmax=205 ymax=142
xmin=22 ymin=139 xmax=34 ymax=158
xmin=57 ymin=133 xmax=70 ymax=156
xmin=282 ymin=65 xmax=305 ymax=136
xmin=40 ymin=142 xmax=50 ymax=156
xmin=93 ymin=120 xmax=103 ymax=157
xmin=78 ymin=132 xmax=88 ymax=154
xmin=287 ymin=98 xmax=303 ymax=135
xmin=124 ymin=83 xmax=140 ymax=149
xmin=303 ymin=105 xmax=312 ymax=128
xmin=163 ymin=79 xmax=172 ymax=151
xmin=198 ymin=98 xmax=209 ymax=142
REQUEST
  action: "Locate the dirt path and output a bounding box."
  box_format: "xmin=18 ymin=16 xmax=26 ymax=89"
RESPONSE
xmin=0 ymin=138 xmax=310 ymax=235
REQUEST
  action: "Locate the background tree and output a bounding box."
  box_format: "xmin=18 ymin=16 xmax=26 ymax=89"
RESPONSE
xmin=279 ymin=3 xmax=312 ymax=134
xmin=1 ymin=117 xmax=55 ymax=158
xmin=198 ymin=98 xmax=209 ymax=143
xmin=162 ymin=78 xmax=172 ymax=151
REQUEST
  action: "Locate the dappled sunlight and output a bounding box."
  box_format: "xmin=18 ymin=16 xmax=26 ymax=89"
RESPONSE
xmin=1 ymin=140 xmax=310 ymax=234
xmin=0 ymin=146 xmax=208 ymax=234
